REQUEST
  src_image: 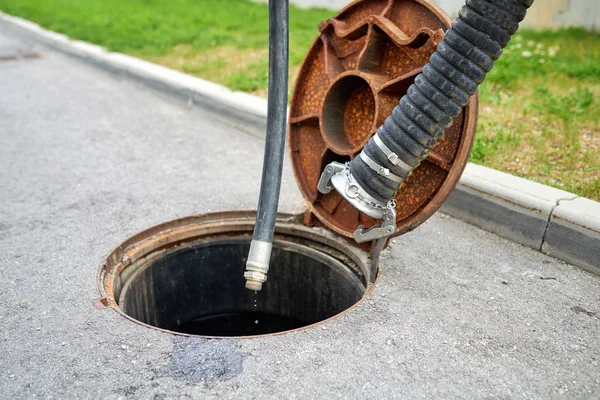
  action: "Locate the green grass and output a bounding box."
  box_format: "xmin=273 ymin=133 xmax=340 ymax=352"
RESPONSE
xmin=0 ymin=0 xmax=331 ymax=94
xmin=0 ymin=0 xmax=330 ymax=88
xmin=0 ymin=0 xmax=330 ymax=55
xmin=474 ymin=29 xmax=599 ymax=199
xmin=1 ymin=0 xmax=598 ymax=199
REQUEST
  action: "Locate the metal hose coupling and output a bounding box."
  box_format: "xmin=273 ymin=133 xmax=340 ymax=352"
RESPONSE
xmin=244 ymin=240 xmax=273 ymax=291
xmin=317 ymin=158 xmax=400 ymax=244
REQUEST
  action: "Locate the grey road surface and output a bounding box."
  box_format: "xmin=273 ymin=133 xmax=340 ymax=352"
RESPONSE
xmin=1 ymin=29 xmax=599 ymax=399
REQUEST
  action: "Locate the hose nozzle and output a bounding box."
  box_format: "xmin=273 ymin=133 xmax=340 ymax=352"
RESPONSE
xmin=244 ymin=240 xmax=272 ymax=291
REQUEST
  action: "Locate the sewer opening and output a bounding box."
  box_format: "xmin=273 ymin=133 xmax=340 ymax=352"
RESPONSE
xmin=118 ymin=237 xmax=366 ymax=337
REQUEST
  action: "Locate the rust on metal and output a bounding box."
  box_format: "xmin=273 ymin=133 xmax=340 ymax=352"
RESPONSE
xmin=92 ymin=297 xmax=109 ymax=310
xmin=289 ymin=0 xmax=478 ymax=239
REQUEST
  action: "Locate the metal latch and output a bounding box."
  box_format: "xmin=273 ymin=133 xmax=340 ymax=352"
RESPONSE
xmin=317 ymin=162 xmax=346 ymax=194
xmin=353 ymin=205 xmax=397 ymax=244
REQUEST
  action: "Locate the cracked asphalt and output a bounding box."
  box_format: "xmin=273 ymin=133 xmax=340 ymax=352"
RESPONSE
xmin=1 ymin=29 xmax=599 ymax=399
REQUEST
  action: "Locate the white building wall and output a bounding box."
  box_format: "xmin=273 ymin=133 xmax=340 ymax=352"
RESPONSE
xmin=260 ymin=0 xmax=599 ymax=31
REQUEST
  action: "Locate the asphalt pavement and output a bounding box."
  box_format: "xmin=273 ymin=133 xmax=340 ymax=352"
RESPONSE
xmin=1 ymin=29 xmax=599 ymax=399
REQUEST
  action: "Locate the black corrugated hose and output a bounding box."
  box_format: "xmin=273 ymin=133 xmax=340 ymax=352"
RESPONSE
xmin=350 ymin=0 xmax=535 ymax=203
xmin=245 ymin=0 xmax=289 ymax=291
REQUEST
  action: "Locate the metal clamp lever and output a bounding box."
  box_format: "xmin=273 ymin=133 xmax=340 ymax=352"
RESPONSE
xmin=353 ymin=206 xmax=397 ymax=243
xmin=317 ymin=162 xmax=346 ymax=194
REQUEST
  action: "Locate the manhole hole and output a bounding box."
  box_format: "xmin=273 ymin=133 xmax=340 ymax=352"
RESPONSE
xmin=97 ymin=212 xmax=374 ymax=338
xmin=121 ymin=238 xmax=364 ymax=336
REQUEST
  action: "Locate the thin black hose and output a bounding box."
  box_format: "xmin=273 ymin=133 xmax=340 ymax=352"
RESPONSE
xmin=251 ymin=0 xmax=289 ymax=243
xmin=349 ymin=0 xmax=534 ymax=203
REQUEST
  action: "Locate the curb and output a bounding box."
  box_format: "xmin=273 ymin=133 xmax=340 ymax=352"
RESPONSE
xmin=440 ymin=164 xmax=599 ymax=275
xmin=1 ymin=12 xmax=598 ymax=275
xmin=0 ymin=12 xmax=268 ymax=138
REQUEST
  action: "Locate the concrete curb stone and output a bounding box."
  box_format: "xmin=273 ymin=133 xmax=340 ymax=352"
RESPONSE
xmin=1 ymin=11 xmax=598 ymax=274
xmin=439 ymin=163 xmax=578 ymax=250
xmin=542 ymin=197 xmax=600 ymax=275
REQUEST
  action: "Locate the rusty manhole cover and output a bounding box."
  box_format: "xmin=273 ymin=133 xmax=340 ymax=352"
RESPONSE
xmin=290 ymin=0 xmax=478 ymax=239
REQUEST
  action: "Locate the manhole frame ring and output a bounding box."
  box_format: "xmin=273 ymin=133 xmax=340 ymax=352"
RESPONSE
xmin=97 ymin=211 xmax=379 ymax=339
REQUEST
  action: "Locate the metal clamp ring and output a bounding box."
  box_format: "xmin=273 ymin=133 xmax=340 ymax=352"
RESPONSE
xmin=373 ymin=134 xmax=413 ymax=172
xmin=359 ymin=153 xmax=404 ymax=184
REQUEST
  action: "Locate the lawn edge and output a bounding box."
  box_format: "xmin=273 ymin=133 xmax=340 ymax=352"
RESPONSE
xmin=2 ymin=11 xmax=598 ymax=275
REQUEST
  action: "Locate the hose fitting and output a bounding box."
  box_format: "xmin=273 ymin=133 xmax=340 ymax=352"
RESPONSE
xmin=318 ymin=161 xmax=398 ymax=243
xmin=244 ymin=240 xmax=273 ymax=291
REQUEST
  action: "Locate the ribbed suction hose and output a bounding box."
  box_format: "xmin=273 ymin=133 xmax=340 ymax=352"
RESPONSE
xmin=320 ymin=0 xmax=535 ymax=240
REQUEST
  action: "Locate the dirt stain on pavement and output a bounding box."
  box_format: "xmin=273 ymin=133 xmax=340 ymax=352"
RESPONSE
xmin=571 ymin=306 xmax=598 ymax=318
xmin=162 ymin=336 xmax=244 ymax=382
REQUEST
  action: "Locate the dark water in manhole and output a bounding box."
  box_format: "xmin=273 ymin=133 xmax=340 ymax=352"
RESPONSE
xmin=179 ymin=311 xmax=305 ymax=336
xmin=118 ymin=238 xmax=365 ymax=337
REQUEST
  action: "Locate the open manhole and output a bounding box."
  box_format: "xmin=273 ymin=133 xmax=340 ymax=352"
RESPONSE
xmin=96 ymin=0 xmax=476 ymax=338
xmin=97 ymin=212 xmax=375 ymax=338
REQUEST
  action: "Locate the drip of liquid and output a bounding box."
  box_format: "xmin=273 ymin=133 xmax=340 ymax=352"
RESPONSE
xmin=253 ymin=291 xmax=259 ymax=325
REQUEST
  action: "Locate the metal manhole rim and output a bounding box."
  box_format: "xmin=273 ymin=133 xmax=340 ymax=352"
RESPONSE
xmin=95 ymin=211 xmax=380 ymax=339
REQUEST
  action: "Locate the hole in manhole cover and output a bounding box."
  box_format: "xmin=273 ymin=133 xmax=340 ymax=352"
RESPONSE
xmin=99 ymin=213 xmax=373 ymax=338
